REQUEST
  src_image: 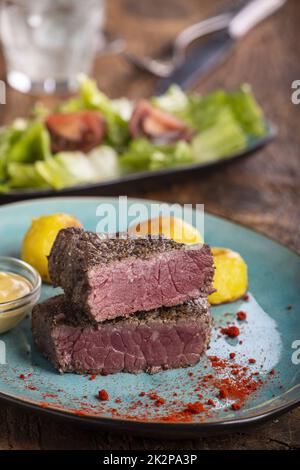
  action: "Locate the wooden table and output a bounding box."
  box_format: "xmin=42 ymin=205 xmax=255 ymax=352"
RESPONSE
xmin=0 ymin=0 xmax=299 ymax=450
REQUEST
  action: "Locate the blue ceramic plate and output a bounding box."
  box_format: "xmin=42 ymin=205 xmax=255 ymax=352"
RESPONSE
xmin=0 ymin=197 xmax=299 ymax=438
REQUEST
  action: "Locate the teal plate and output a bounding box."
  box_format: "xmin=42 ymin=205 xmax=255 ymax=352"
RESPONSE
xmin=0 ymin=197 xmax=299 ymax=438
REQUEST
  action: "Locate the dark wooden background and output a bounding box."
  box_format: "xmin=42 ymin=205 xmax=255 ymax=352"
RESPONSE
xmin=0 ymin=0 xmax=299 ymax=450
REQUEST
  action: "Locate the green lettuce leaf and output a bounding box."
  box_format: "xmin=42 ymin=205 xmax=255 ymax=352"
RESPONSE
xmin=228 ymin=84 xmax=266 ymax=137
xmin=0 ymin=120 xmax=29 ymax=179
xmin=155 ymin=84 xmax=267 ymax=138
xmin=120 ymin=139 xmax=194 ymax=173
xmin=6 ymin=121 xmax=51 ymax=164
xmin=191 ymin=108 xmax=247 ymax=163
xmin=152 ymin=85 xmax=189 ymax=116
xmin=7 ymin=162 xmax=50 ymax=189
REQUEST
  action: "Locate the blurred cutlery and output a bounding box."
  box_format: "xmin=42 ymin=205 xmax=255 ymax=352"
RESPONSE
xmin=155 ymin=0 xmax=287 ymax=94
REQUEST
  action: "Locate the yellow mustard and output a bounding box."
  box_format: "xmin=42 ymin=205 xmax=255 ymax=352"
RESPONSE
xmin=0 ymin=271 xmax=32 ymax=303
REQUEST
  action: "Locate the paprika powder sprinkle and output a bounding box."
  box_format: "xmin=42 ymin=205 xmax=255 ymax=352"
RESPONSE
xmin=185 ymin=402 xmax=205 ymax=414
xmin=231 ymin=403 xmax=241 ymax=411
xmin=221 ymin=326 xmax=240 ymax=338
xmin=206 ymin=399 xmax=216 ymax=407
xmin=218 ymin=388 xmax=228 ymax=399
xmin=42 ymin=393 xmax=58 ymax=399
xmin=155 ymin=397 xmax=166 ymax=407
xmin=27 ymin=385 xmax=37 ymax=391
xmin=237 ymin=311 xmax=247 ymax=321
xmin=98 ymin=389 xmax=109 ymax=401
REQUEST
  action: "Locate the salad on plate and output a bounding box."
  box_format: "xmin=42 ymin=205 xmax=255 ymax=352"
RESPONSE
xmin=0 ymin=76 xmax=268 ymax=193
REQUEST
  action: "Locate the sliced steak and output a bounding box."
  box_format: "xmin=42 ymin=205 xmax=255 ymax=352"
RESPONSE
xmin=32 ymin=295 xmax=212 ymax=375
xmin=48 ymin=228 xmax=214 ymax=322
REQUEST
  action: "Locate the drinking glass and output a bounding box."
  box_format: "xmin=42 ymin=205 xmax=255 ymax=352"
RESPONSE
xmin=0 ymin=0 xmax=106 ymax=94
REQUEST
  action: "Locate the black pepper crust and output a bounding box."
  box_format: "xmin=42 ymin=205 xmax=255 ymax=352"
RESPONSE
xmin=32 ymin=294 xmax=211 ymax=328
xmin=49 ymin=227 xmax=193 ymax=279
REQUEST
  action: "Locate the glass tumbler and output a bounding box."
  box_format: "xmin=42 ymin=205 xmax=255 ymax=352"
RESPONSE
xmin=0 ymin=0 xmax=106 ymax=94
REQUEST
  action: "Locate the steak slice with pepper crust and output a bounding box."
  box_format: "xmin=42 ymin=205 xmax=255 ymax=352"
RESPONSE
xmin=48 ymin=228 xmax=214 ymax=323
xmin=32 ymin=295 xmax=212 ymax=375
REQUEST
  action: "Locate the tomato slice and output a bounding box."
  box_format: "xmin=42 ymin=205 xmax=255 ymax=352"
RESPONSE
xmin=129 ymin=100 xmax=195 ymax=144
xmin=45 ymin=111 xmax=106 ymax=153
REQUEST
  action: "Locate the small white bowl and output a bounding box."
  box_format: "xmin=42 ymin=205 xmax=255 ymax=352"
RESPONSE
xmin=0 ymin=257 xmax=41 ymax=334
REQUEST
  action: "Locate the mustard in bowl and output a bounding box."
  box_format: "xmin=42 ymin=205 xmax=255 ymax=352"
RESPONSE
xmin=0 ymin=257 xmax=41 ymax=334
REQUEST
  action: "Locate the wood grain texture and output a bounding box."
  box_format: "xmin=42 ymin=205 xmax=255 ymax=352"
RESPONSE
xmin=0 ymin=0 xmax=299 ymax=450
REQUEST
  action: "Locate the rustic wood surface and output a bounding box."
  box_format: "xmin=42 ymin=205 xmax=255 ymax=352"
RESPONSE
xmin=0 ymin=0 xmax=299 ymax=450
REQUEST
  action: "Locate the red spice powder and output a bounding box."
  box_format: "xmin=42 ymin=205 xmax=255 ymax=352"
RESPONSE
xmin=217 ymin=376 xmax=259 ymax=402
xmin=75 ymin=410 xmax=88 ymax=416
xmin=231 ymin=403 xmax=241 ymax=411
xmin=218 ymin=388 xmax=228 ymax=399
xmin=207 ymin=355 xmax=262 ymax=408
xmin=139 ymin=391 xmax=146 ymax=397
xmin=98 ymin=389 xmax=109 ymax=401
xmin=237 ymin=311 xmax=247 ymax=321
xmin=39 ymin=402 xmax=50 ymax=408
xmin=160 ymin=411 xmax=193 ymax=423
xmin=248 ymin=358 xmax=256 ymax=364
xmin=185 ymin=402 xmax=205 ymax=414
xmin=206 ymin=399 xmax=216 ymax=407
xmin=155 ymin=397 xmax=166 ymax=407
xmin=221 ymin=326 xmax=240 ymax=338
xmin=27 ymin=385 xmax=37 ymax=391
xmin=209 ymin=356 xmax=227 ymax=368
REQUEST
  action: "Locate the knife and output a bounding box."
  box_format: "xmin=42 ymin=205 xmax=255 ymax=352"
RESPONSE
xmin=155 ymin=0 xmax=286 ymax=95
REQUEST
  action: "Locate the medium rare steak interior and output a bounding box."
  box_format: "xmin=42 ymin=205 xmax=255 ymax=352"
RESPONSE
xmin=48 ymin=228 xmax=214 ymax=322
xmin=32 ymin=295 xmax=212 ymax=375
